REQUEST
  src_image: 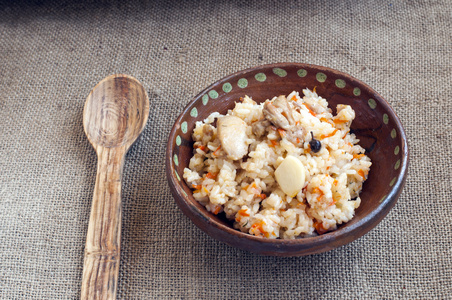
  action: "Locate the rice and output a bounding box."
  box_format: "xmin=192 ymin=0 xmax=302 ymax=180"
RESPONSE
xmin=183 ymin=89 xmax=371 ymax=239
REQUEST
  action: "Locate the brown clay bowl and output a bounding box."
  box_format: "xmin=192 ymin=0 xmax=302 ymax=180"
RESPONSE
xmin=166 ymin=63 xmax=409 ymax=256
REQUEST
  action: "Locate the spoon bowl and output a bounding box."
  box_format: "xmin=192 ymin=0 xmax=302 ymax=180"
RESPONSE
xmin=83 ymin=75 xmax=149 ymax=149
xmin=81 ymin=74 xmax=149 ymax=299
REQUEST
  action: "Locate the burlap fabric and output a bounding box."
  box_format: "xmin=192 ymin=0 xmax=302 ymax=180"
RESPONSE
xmin=1 ymin=0 xmax=451 ymax=299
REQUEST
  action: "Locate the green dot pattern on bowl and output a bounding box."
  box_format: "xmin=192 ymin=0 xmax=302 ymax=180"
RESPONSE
xmin=208 ymin=90 xmax=218 ymax=99
xmin=173 ymin=154 xmax=179 ymax=166
xmin=353 ymin=87 xmax=361 ymax=96
xmin=390 ymin=177 xmax=397 ymax=187
xmin=175 ymin=171 xmax=181 ymax=181
xmin=273 ymin=68 xmax=287 ymax=77
xmin=316 ymin=72 xmax=327 ymax=82
xmin=383 ymin=113 xmax=389 ymax=124
xmin=190 ymin=107 xmax=198 ymax=117
xmin=181 ymin=121 xmax=188 ymax=134
xmin=368 ymin=99 xmax=377 ymax=109
xmin=255 ymin=73 xmax=266 ymax=82
xmin=394 ymin=146 xmax=400 ymax=155
xmin=176 ymin=135 xmax=181 ymax=146
xmin=394 ymin=159 xmax=401 ymax=170
xmin=335 ymin=79 xmax=346 ymax=88
xmin=391 ymin=129 xmax=397 ymax=139
xmin=297 ymin=69 xmax=307 ymax=77
xmin=202 ymin=94 xmax=209 ymax=105
xmin=238 ymin=78 xmax=248 ymax=88
xmin=222 ymin=82 xmax=232 ymax=93
xmin=379 ymin=195 xmax=387 ymax=203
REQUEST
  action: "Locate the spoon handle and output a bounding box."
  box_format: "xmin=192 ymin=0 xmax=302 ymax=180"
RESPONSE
xmin=81 ymin=146 xmax=126 ymax=300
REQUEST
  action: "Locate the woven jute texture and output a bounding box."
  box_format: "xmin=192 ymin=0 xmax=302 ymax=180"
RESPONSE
xmin=0 ymin=0 xmax=451 ymax=299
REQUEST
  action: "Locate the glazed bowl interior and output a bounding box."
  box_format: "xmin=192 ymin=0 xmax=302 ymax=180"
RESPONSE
xmin=166 ymin=63 xmax=408 ymax=256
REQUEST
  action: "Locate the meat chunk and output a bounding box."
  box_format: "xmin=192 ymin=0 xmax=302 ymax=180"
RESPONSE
xmin=263 ymin=95 xmax=294 ymax=130
xmin=217 ymin=116 xmax=248 ymax=160
xmin=252 ymin=119 xmax=271 ymax=138
xmin=273 ymin=95 xmax=294 ymax=124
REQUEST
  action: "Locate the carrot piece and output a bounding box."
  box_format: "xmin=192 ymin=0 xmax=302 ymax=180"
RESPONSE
xmin=277 ymin=128 xmax=286 ymax=137
xmin=195 ymin=144 xmax=207 ymax=152
xmin=251 ymin=221 xmax=266 ymax=236
xmin=302 ymin=103 xmax=316 ymax=117
xmin=206 ymin=172 xmax=218 ymax=179
xmin=353 ymin=154 xmax=365 ymax=160
xmin=333 ymin=119 xmax=348 ymax=124
xmin=213 ymin=146 xmax=221 ymax=156
xmin=258 ymin=193 xmax=267 ymax=200
xmin=320 ymin=129 xmax=338 ymax=139
xmin=357 ymin=169 xmax=367 ymax=179
xmin=320 ymin=117 xmax=334 ymax=125
xmin=212 ymin=205 xmax=221 ymax=215
xmin=238 ymin=209 xmax=250 ymax=217
xmin=192 ymin=184 xmax=202 ymax=190
xmin=269 ymin=140 xmax=278 ymax=147
xmin=202 ymin=187 xmax=209 ymax=194
xmin=333 ymin=179 xmax=338 ymax=186
xmin=291 ymin=95 xmax=298 ymax=101
xmin=313 ymin=86 xmax=317 ymax=93
xmin=314 ymin=221 xmax=328 ymax=234
xmin=312 ymin=187 xmax=324 ymax=202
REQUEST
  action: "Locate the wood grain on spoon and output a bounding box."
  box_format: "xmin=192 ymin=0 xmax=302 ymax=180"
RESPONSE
xmin=81 ymin=74 xmax=149 ymax=300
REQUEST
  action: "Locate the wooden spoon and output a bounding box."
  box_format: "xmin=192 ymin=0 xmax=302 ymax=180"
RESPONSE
xmin=81 ymin=74 xmax=149 ymax=300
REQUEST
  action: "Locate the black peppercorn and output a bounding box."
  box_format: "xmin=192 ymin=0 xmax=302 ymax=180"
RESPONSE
xmin=309 ymin=131 xmax=321 ymax=153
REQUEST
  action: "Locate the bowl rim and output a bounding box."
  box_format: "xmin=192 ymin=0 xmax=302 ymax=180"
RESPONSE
xmin=166 ymin=62 xmax=409 ymax=250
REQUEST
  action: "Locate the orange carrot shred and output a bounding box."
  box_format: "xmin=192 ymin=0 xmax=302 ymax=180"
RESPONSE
xmin=192 ymin=184 xmax=202 ymax=190
xmin=320 ymin=117 xmax=334 ymax=126
xmin=277 ymin=128 xmax=286 ymax=137
xmin=353 ymin=154 xmax=365 ymax=160
xmin=213 ymin=146 xmax=221 ymax=156
xmin=269 ymin=140 xmax=278 ymax=147
xmin=302 ymin=103 xmax=316 ymax=117
xmin=333 ymin=119 xmax=348 ymax=124
xmin=291 ymin=95 xmax=297 ymax=101
xmin=358 ymin=169 xmax=366 ymax=179
xmin=320 ymin=129 xmax=338 ymax=139
xmin=213 ymin=206 xmax=221 ymax=215
xmin=314 ymin=221 xmax=328 ymax=234
xmin=206 ymin=172 xmax=218 ymax=179
xmin=238 ymin=209 xmax=250 ymax=217
xmin=258 ymin=193 xmax=267 ymax=200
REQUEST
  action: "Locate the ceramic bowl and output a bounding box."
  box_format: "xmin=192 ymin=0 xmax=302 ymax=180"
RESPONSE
xmin=166 ymin=63 xmax=408 ymax=256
